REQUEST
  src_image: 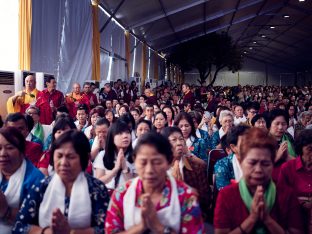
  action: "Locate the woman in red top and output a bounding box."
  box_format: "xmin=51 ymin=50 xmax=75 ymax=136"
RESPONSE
xmin=214 ymin=128 xmax=304 ymax=234
xmin=278 ymin=129 xmax=312 ymax=234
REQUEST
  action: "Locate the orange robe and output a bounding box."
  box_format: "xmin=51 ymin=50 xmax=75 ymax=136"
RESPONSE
xmin=65 ymin=92 xmax=90 ymax=118
xmin=6 ymin=89 xmax=40 ymax=114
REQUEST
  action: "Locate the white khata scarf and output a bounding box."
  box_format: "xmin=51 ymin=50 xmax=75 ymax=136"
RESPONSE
xmin=232 ymin=154 xmax=243 ymax=181
xmin=123 ymin=173 xmax=181 ymax=233
xmin=39 ymin=172 xmax=91 ymax=229
xmin=0 ymin=159 xmax=27 ymax=233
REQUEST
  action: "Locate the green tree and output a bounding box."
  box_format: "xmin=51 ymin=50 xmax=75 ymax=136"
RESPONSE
xmin=167 ymin=32 xmax=243 ymax=86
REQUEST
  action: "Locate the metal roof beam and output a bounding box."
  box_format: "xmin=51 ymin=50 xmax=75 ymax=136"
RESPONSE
xmin=129 ymin=0 xmax=208 ymax=29
xmin=159 ymin=3 xmax=282 ymax=51
xmin=150 ymin=0 xmax=264 ymax=42
xmin=227 ymin=0 xmax=242 ymax=33
xmin=100 ymin=0 xmax=126 ymax=33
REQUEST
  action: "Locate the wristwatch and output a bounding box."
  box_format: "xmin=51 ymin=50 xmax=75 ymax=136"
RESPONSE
xmin=163 ymin=226 xmax=172 ymax=234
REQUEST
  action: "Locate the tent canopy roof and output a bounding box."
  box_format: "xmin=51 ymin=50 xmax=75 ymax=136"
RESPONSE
xmin=100 ymin=0 xmax=312 ymax=70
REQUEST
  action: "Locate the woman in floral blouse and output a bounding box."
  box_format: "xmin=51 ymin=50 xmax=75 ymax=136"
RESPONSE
xmin=105 ymin=132 xmax=204 ymax=234
xmin=13 ymin=130 xmax=109 ymax=234
xmin=174 ymin=112 xmax=208 ymax=162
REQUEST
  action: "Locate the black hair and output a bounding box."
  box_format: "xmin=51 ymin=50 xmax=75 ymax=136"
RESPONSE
xmin=152 ymin=111 xmax=168 ymax=131
xmin=77 ymin=103 xmax=89 ymax=115
xmin=162 ymin=105 xmax=175 ymax=122
xmin=246 ymin=102 xmax=260 ymax=111
xmin=83 ymin=81 xmax=91 ymax=87
xmin=56 ymin=106 xmax=69 ymax=114
xmin=207 ymin=90 xmax=215 ymax=96
xmin=119 ymin=112 xmax=135 ymax=131
xmin=25 ymin=114 xmax=34 ymax=132
xmin=94 ymin=117 xmax=110 ymax=128
xmin=226 ymin=125 xmax=250 ymax=146
xmin=45 ymin=76 xmax=55 ymax=83
xmin=220 ymin=134 xmax=229 ymax=154
xmin=251 ymin=114 xmax=268 ymax=128
xmin=145 ymin=103 xmax=154 ymax=109
xmin=0 ymin=127 xmax=25 ymax=153
xmin=135 ymin=118 xmax=152 ymax=131
xmin=51 ymin=117 xmax=76 ymax=144
xmin=189 ymin=111 xmax=202 ymax=125
xmin=130 ymin=108 xmax=140 ymax=115
xmin=295 ymin=129 xmax=312 ymax=156
xmin=103 ymin=121 xmax=133 ymax=170
xmin=119 ymin=105 xmax=130 ymax=114
xmin=160 ymin=126 xmax=182 ymax=139
xmin=50 ymin=130 xmax=90 ymax=171
xmin=183 ymin=102 xmax=191 ymax=108
xmin=267 ymin=109 xmax=289 ymax=129
xmin=182 ymin=83 xmax=190 ymax=89
xmin=174 ymin=112 xmax=197 ymax=139
xmin=133 ymin=132 xmax=173 ymax=164
xmin=5 ymin=113 xmax=33 ymax=132
xmin=105 ymin=109 xmax=116 ymax=123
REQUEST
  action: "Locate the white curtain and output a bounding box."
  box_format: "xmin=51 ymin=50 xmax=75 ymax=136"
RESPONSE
xmin=99 ymin=12 xmax=126 ymax=82
xmin=31 ymin=0 xmax=92 ymax=93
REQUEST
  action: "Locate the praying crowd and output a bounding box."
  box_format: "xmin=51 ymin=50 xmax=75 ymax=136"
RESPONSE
xmin=0 ymin=74 xmax=312 ymax=234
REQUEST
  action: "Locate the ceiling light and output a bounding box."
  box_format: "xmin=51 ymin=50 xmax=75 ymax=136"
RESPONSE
xmin=244 ymin=51 xmax=247 ymax=54
xmin=261 ymin=35 xmax=266 ymax=38
xmin=249 ymin=47 xmax=253 ymax=50
xmin=299 ymin=0 xmax=305 ymax=2
xmin=270 ymin=26 xmax=275 ymax=29
xmin=253 ymin=41 xmax=257 ymax=44
xmin=283 ymin=15 xmax=290 ymax=18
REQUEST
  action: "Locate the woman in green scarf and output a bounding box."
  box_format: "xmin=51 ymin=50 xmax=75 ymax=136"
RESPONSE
xmin=267 ymin=109 xmax=296 ymax=182
xmin=214 ymin=128 xmax=304 ymax=234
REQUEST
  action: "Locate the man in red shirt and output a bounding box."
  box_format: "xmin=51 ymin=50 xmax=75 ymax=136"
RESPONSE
xmin=182 ymin=83 xmax=195 ymax=109
xmin=83 ymin=82 xmax=98 ymax=109
xmin=206 ymin=90 xmax=219 ymax=113
xmin=36 ymin=77 xmax=64 ymax=125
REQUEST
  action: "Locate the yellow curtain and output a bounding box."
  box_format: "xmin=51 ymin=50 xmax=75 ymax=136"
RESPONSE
xmin=18 ymin=0 xmax=32 ymax=70
xmin=92 ymin=0 xmax=100 ymax=81
xmin=154 ymin=52 xmax=159 ymax=80
xmin=141 ymin=43 xmax=147 ymax=90
xmin=125 ymin=31 xmax=131 ymax=80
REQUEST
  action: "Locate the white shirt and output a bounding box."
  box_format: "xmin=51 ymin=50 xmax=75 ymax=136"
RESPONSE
xmin=234 ymin=116 xmax=247 ymax=126
xmin=219 ymin=128 xmax=226 ymax=139
xmin=92 ymin=151 xmax=135 ymax=190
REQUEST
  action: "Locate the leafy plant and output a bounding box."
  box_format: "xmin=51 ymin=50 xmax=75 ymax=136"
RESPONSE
xmin=167 ymin=32 xmax=243 ymax=86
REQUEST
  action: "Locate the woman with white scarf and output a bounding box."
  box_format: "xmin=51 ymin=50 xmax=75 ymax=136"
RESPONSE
xmin=105 ymin=132 xmax=204 ymax=234
xmin=0 ymin=127 xmax=44 ymax=234
xmin=13 ymin=130 xmax=109 ymax=234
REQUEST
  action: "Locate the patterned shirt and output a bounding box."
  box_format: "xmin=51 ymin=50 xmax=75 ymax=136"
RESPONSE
xmin=13 ymin=173 xmax=109 ymax=234
xmin=214 ymin=153 xmax=235 ymax=190
xmin=190 ymin=137 xmax=208 ymax=163
xmin=105 ymin=177 xmax=204 ymax=234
